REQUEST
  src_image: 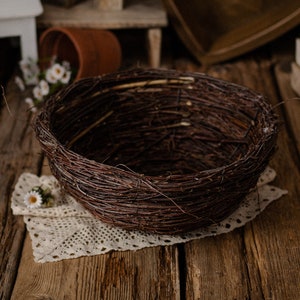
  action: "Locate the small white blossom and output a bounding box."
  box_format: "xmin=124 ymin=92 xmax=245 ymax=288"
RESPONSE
xmin=50 ymin=63 xmax=66 ymax=80
xmin=19 ymin=58 xmax=40 ymax=85
xmin=15 ymin=76 xmax=25 ymax=91
xmin=23 ymin=72 xmax=39 ymax=86
xmin=19 ymin=59 xmax=31 ymax=74
xmin=39 ymin=79 xmax=50 ymax=96
xmin=45 ymin=68 xmax=58 ymax=84
xmin=61 ymin=70 xmax=72 ymax=84
xmin=62 ymin=60 xmax=71 ymax=70
xmin=16 ymin=56 xmax=75 ymax=111
xmin=25 ymin=97 xmax=34 ymax=106
xmin=33 ymin=86 xmax=43 ymax=101
xmin=24 ymin=190 xmax=43 ymax=209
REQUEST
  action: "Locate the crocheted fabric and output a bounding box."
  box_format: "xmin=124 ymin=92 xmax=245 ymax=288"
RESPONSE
xmin=11 ymin=167 xmax=287 ymax=263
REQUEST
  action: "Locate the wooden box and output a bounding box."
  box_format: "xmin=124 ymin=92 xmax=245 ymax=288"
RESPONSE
xmin=162 ymin=0 xmax=300 ymax=64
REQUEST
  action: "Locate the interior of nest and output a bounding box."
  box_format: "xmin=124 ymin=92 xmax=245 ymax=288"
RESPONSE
xmin=51 ymin=80 xmax=265 ymax=177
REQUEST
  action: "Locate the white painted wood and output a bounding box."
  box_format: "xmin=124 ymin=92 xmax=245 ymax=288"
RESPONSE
xmin=0 ymin=0 xmax=43 ymax=60
xmin=147 ymin=28 xmax=162 ymax=68
xmin=291 ymin=62 xmax=300 ymax=96
xmin=296 ymin=38 xmax=300 ymax=66
xmin=291 ymin=39 xmax=300 ymax=96
xmin=0 ymin=0 xmax=43 ymax=18
xmin=0 ymin=18 xmax=39 ymax=60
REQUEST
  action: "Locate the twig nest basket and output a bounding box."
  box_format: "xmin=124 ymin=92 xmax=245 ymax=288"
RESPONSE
xmin=33 ymin=68 xmax=278 ymax=234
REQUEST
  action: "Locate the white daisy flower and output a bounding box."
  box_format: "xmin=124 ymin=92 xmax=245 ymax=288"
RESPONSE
xmin=39 ymin=79 xmax=50 ymax=96
xmin=45 ymin=68 xmax=58 ymax=84
xmin=61 ymin=70 xmax=72 ymax=84
xmin=23 ymin=72 xmax=39 ymax=86
xmin=17 ymin=56 xmax=75 ymax=111
xmin=24 ymin=190 xmax=43 ymax=209
xmin=33 ymin=86 xmax=43 ymax=101
xmin=19 ymin=58 xmax=40 ymax=85
xmin=15 ymin=76 xmax=25 ymax=91
xmin=50 ymin=63 xmax=66 ymax=81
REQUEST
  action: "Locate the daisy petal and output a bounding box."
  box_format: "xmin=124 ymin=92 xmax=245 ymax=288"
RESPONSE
xmin=24 ymin=190 xmax=43 ymax=209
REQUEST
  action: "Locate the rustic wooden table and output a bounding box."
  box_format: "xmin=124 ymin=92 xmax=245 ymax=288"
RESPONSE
xmin=1 ymin=32 xmax=300 ymax=299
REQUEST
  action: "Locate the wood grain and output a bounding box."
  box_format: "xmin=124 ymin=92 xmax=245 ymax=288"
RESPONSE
xmin=6 ymin=86 xmax=181 ymax=299
xmin=37 ymin=0 xmax=167 ymax=29
xmin=162 ymin=0 xmax=300 ymax=64
xmin=243 ymin=55 xmax=300 ymax=299
xmin=2 ymin=35 xmax=300 ymax=299
xmin=185 ymin=231 xmax=253 ymax=299
xmin=183 ymin=53 xmax=300 ymax=299
xmin=94 ymin=0 xmax=123 ymax=11
xmin=0 ymin=81 xmax=43 ymax=299
xmin=275 ymin=60 xmax=300 ymax=154
xmin=11 ymin=235 xmax=180 ymax=299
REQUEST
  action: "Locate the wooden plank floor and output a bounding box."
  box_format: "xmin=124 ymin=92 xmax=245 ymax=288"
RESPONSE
xmin=1 ymin=29 xmax=300 ymax=299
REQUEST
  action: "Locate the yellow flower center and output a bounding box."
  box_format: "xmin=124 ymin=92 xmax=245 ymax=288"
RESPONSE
xmin=28 ymin=195 xmax=38 ymax=204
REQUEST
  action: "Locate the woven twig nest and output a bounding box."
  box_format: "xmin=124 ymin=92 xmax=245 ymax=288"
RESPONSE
xmin=34 ymin=68 xmax=278 ymax=234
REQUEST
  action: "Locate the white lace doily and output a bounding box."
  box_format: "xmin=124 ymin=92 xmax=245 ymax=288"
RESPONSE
xmin=11 ymin=167 xmax=287 ymax=263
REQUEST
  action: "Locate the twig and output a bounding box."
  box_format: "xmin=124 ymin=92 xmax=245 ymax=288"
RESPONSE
xmin=1 ymin=85 xmax=13 ymax=117
xmin=91 ymin=77 xmax=195 ymax=98
xmin=67 ymin=110 xmax=113 ymax=148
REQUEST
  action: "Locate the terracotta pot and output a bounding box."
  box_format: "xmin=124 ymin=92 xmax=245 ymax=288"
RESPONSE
xmin=39 ymin=27 xmax=122 ymax=80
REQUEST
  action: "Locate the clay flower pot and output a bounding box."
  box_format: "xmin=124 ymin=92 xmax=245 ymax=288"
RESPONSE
xmin=39 ymin=27 xmax=122 ymax=80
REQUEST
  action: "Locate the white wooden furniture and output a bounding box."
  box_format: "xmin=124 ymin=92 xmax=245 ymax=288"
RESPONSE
xmin=291 ymin=38 xmax=300 ymax=96
xmin=0 ymin=0 xmax=43 ymax=61
xmin=37 ymin=0 xmax=168 ymax=67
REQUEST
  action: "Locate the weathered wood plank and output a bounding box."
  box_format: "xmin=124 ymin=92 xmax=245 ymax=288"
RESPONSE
xmin=9 ymin=87 xmax=181 ymax=299
xmin=242 ymin=55 xmax=300 ymax=299
xmin=185 ymin=231 xmax=253 ymax=299
xmin=94 ymin=0 xmax=124 ymax=11
xmin=0 ymin=81 xmax=43 ymax=299
xmin=244 ymin=123 xmax=300 ymax=298
xmin=274 ymin=60 xmax=300 ymax=154
xmin=4 ymin=39 xmax=300 ymax=299
xmin=37 ymin=0 xmax=168 ymax=29
xmin=182 ymin=57 xmax=264 ymax=300
xmin=184 ymin=53 xmax=300 ymax=299
xmin=11 ymin=234 xmax=180 ymax=299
